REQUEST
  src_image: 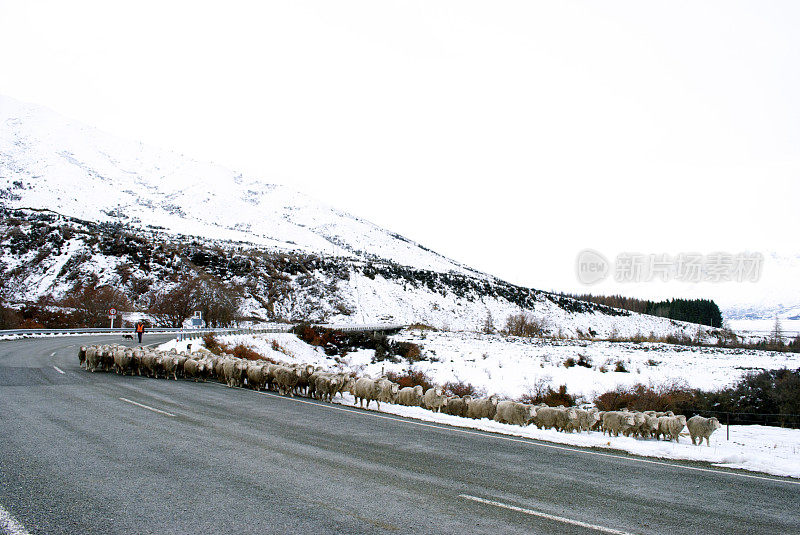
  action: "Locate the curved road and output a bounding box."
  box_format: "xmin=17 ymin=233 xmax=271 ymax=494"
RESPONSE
xmin=1 ymin=335 xmax=799 ymax=535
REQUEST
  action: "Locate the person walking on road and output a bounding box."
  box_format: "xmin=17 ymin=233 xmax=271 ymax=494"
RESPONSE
xmin=135 ymin=321 xmax=145 ymax=344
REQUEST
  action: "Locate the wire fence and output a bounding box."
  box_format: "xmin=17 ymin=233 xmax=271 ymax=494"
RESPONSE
xmin=698 ymin=410 xmax=800 ymax=436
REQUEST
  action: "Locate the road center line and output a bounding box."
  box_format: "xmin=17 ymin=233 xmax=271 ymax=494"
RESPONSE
xmin=0 ymin=503 xmax=32 ymax=535
xmin=52 ymin=366 xmax=65 ymax=374
xmin=207 ymin=383 xmax=800 ymax=486
xmin=118 ymin=397 xmax=176 ymax=417
xmin=459 ymin=494 xmax=637 ymax=535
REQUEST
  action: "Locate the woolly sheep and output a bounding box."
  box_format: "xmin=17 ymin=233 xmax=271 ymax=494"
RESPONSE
xmin=493 ymin=401 xmax=536 ymax=426
xmin=183 ymin=358 xmax=203 ymax=382
xmin=85 ymin=346 xmax=101 ymax=372
xmin=535 ymin=406 xmax=578 ymax=432
xmin=601 ymin=411 xmax=636 ymax=437
xmin=78 ymin=346 xmax=87 ymax=368
xmin=396 ymin=385 xmax=425 ymax=407
xmin=686 ymin=415 xmax=721 ymax=446
xmin=352 ymin=377 xmax=382 ymax=409
xmin=376 ymin=378 xmax=400 ymax=404
xmin=113 ymin=348 xmax=133 ymax=375
xmin=100 ymin=346 xmax=115 ymax=371
xmin=568 ymin=408 xmax=600 ymax=433
xmin=140 ymin=352 xmax=159 ymax=378
xmin=292 ymin=364 xmax=316 ymax=396
xmin=640 ymin=414 xmax=660 ymax=439
xmin=246 ymin=363 xmax=268 ymax=391
xmin=221 ymin=359 xmax=247 ymax=388
xmin=443 ymin=396 xmax=468 ymax=417
xmin=467 ymin=395 xmax=499 ymax=420
xmin=623 ymin=412 xmax=647 ymax=438
xmin=656 ymin=415 xmax=687 ymax=442
xmin=161 ymin=355 xmax=180 ymax=381
xmin=422 ymin=387 xmax=449 ymax=413
xmin=313 ymin=373 xmax=347 ymax=402
xmin=273 ymin=365 xmax=302 ymax=395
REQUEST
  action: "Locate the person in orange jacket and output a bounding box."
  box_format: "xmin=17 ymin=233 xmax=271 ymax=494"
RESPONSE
xmin=135 ymin=321 xmax=145 ymax=344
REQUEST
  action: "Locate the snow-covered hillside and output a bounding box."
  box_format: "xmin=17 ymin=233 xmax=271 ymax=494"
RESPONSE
xmin=0 ymin=94 xmax=730 ymax=338
xmin=0 ymin=95 xmax=473 ymax=276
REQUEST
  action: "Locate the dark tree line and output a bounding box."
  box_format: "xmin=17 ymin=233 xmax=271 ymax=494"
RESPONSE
xmin=561 ymin=293 xmax=723 ymax=327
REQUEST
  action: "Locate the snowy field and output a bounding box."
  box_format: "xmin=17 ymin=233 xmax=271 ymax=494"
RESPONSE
xmin=158 ymin=331 xmax=800 ymax=479
xmin=363 ymin=330 xmax=800 ymax=401
xmin=729 ymin=318 xmax=800 ymax=340
xmin=161 ymin=330 xmax=800 ymax=403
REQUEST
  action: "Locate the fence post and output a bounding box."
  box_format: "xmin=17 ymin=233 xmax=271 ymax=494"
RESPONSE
xmin=726 ymin=413 xmax=729 ymax=441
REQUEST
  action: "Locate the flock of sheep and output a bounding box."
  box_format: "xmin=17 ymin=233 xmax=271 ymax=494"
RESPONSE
xmin=77 ymin=343 xmax=723 ymax=447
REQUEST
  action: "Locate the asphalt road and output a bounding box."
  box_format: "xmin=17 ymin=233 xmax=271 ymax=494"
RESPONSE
xmin=1 ymin=335 xmax=799 ymax=535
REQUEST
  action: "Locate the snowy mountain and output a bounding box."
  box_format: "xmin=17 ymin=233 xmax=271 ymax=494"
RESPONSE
xmin=0 ymin=95 xmax=474 ymax=276
xmin=0 ymin=95 xmax=720 ymax=339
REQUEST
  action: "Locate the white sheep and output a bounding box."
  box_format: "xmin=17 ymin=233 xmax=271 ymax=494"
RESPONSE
xmin=493 ymin=401 xmax=536 ymax=426
xmin=467 ymin=395 xmax=500 ymax=420
xmin=246 ymin=363 xmax=268 ymax=391
xmin=686 ymin=415 xmax=722 ymax=446
xmin=656 ymin=415 xmax=687 ymax=442
xmin=535 ymin=406 xmax=579 ymax=432
xmin=352 ymin=377 xmax=382 ymax=409
xmin=422 ymin=387 xmax=449 ymax=413
xmin=396 ymin=385 xmax=425 ymax=407
xmin=273 ymin=365 xmax=302 ymax=395
xmin=443 ymin=396 xmax=469 ymax=417
xmin=601 ymin=411 xmax=636 ymax=437
xmin=376 ymin=378 xmax=400 ymax=404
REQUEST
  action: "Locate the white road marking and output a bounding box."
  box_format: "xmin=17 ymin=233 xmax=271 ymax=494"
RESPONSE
xmin=118 ymin=397 xmax=176 ymax=417
xmin=459 ymin=494 xmax=637 ymax=535
xmin=52 ymin=366 xmax=65 ymax=374
xmin=206 ymin=383 xmax=800 ymax=486
xmin=0 ymin=503 xmax=32 ymax=535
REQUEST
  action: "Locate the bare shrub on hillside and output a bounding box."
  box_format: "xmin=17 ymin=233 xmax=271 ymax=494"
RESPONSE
xmin=503 ymin=312 xmax=548 ymax=337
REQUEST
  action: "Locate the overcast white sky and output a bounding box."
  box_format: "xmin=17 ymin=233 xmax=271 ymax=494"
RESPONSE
xmin=1 ymin=1 xmax=798 ymax=306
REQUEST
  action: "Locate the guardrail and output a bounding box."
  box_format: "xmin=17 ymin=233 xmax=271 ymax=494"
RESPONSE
xmin=0 ymin=323 xmax=408 ymax=340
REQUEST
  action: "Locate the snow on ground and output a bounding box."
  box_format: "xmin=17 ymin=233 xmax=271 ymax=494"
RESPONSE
xmin=354 ymin=330 xmax=800 ymax=402
xmin=729 ymin=318 xmax=800 ymax=339
xmin=156 ymin=331 xmax=800 ymax=479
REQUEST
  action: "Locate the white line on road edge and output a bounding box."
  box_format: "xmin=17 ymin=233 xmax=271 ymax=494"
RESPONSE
xmin=118 ymin=397 xmax=176 ymax=417
xmin=52 ymin=366 xmax=65 ymax=374
xmin=209 ymin=384 xmax=800 ymax=486
xmin=0 ymin=503 xmax=32 ymax=535
xmin=459 ymin=494 xmax=637 ymax=535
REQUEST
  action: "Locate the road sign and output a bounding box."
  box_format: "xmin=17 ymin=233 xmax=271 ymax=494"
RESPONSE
xmin=109 ymin=308 xmax=117 ymax=316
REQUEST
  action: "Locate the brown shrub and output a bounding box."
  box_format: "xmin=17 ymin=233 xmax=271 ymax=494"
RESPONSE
xmin=408 ymin=323 xmax=437 ymax=331
xmin=518 ymin=384 xmax=575 ymax=407
xmin=231 ymin=344 xmax=271 ymax=362
xmin=504 ymin=312 xmax=548 ymax=337
xmin=594 ymin=382 xmax=697 ymax=413
xmin=385 ymin=370 xmax=435 ymax=391
xmin=202 ymin=333 xmax=225 ymax=355
xmin=443 ymin=380 xmax=485 ymax=398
